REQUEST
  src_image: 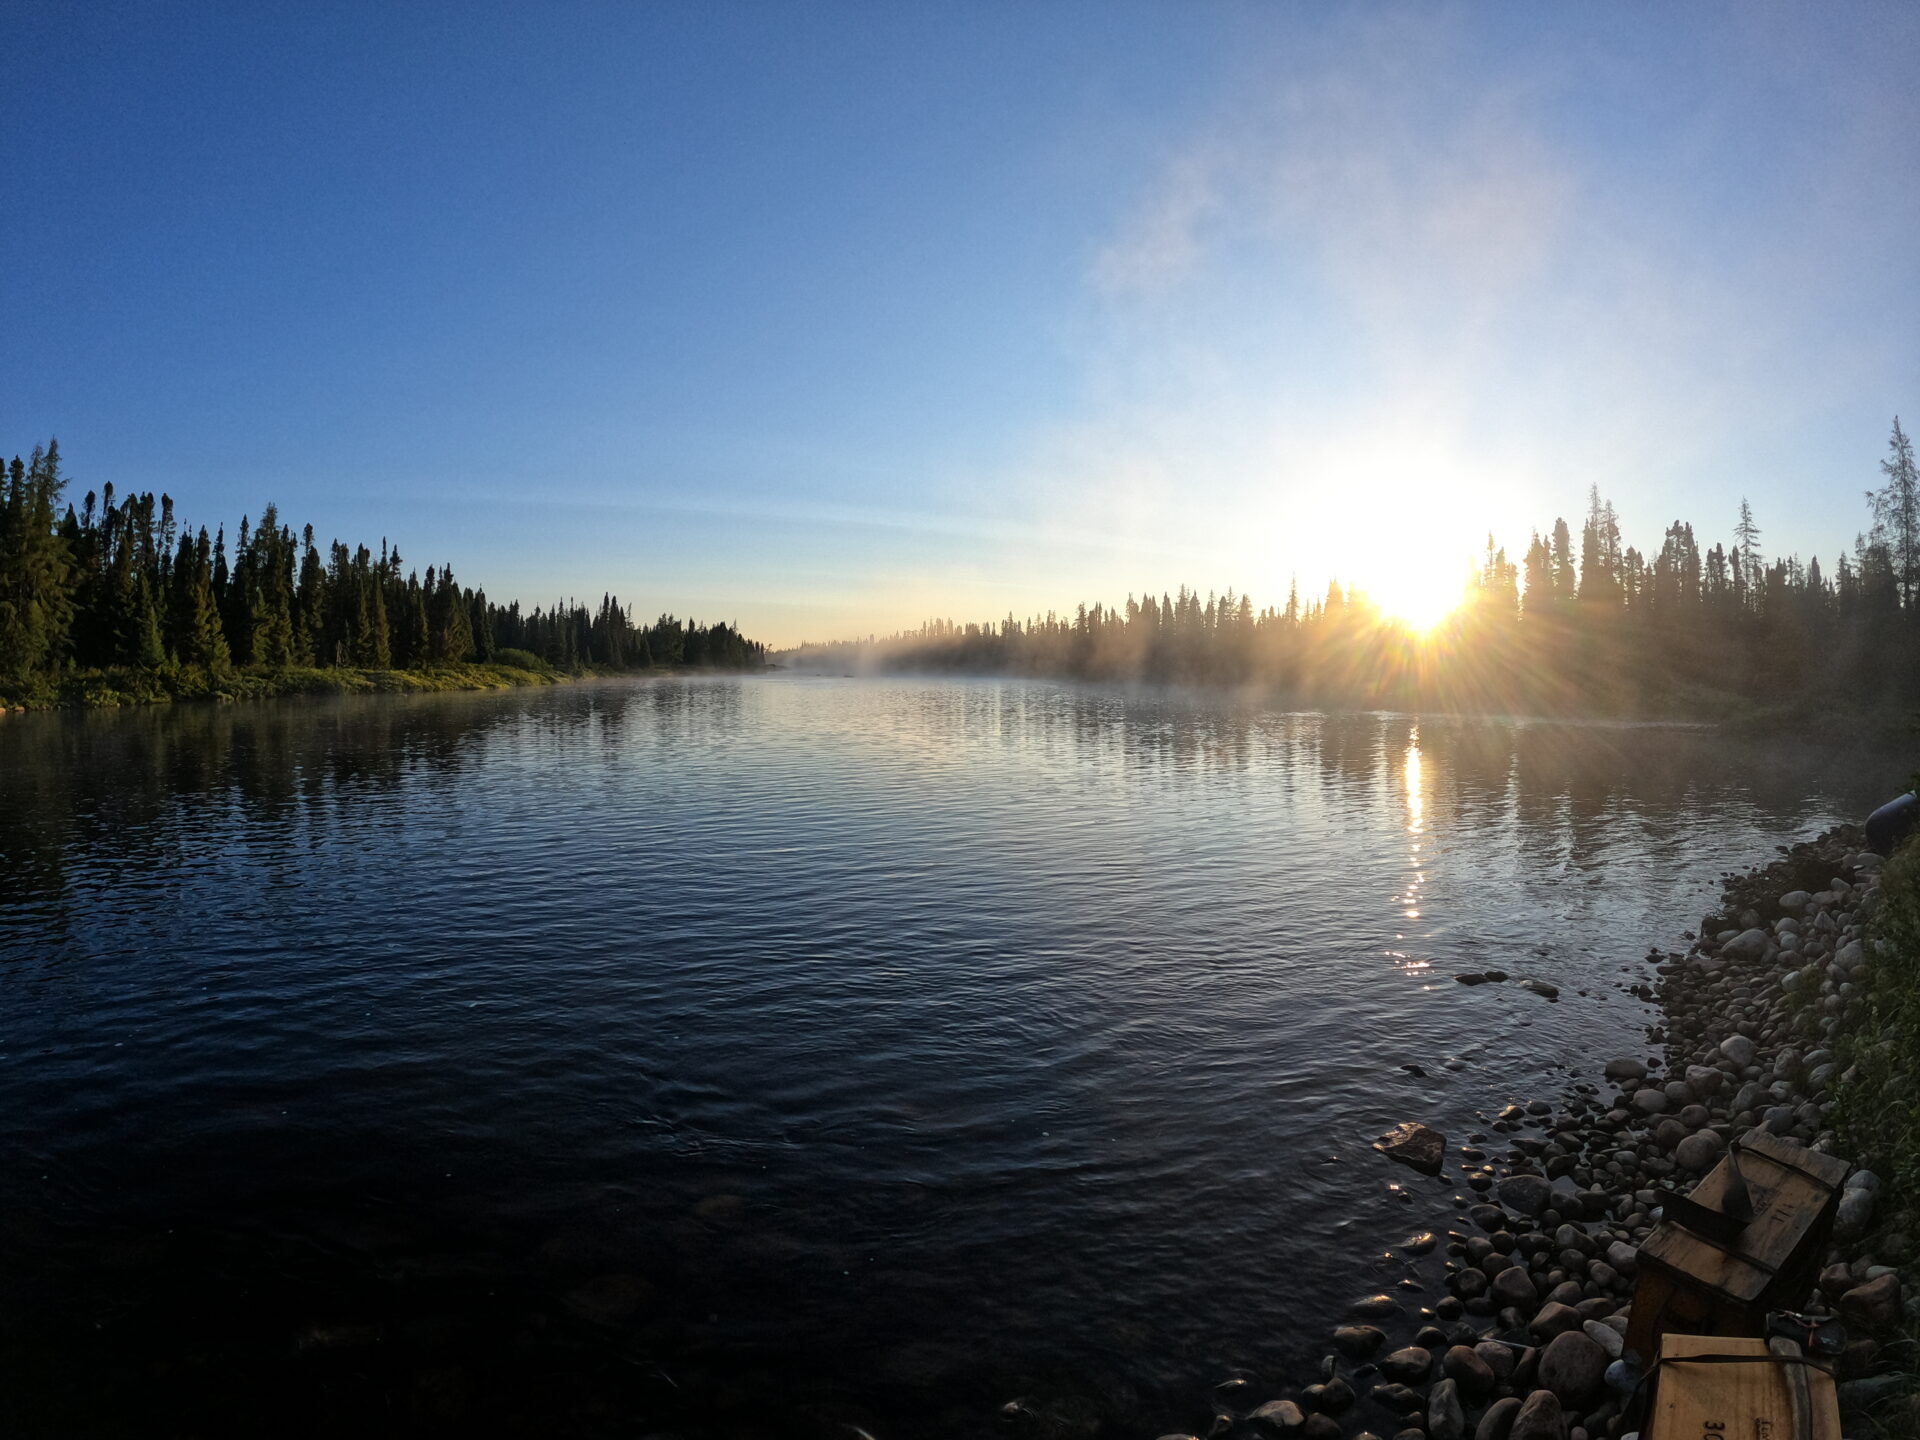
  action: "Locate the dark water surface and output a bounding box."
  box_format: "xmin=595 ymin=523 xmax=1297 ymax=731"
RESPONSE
xmin=0 ymin=677 xmax=1904 ymax=1437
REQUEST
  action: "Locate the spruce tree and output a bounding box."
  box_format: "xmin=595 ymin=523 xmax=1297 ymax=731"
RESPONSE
xmin=1868 ymin=417 xmax=1919 ymax=610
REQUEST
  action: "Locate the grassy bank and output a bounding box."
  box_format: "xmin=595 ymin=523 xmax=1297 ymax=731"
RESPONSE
xmin=0 ymin=657 xmax=572 ymax=710
xmin=1827 ymin=835 xmax=1920 ymax=1434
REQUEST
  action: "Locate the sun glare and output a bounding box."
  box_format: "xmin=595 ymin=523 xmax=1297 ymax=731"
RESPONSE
xmin=1362 ymin=559 xmax=1470 ymax=635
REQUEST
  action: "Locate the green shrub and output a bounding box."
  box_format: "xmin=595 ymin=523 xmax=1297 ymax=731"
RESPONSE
xmin=490 ymin=648 xmax=549 ymax=672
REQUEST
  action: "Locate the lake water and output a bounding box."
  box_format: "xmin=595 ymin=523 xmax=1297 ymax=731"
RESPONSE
xmin=0 ymin=676 xmax=1903 ymax=1438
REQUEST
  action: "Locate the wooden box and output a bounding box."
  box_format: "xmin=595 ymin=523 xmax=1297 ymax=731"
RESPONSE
xmin=1647 ymin=1333 xmax=1838 ymax=1440
xmin=1625 ymin=1131 xmax=1848 ymax=1363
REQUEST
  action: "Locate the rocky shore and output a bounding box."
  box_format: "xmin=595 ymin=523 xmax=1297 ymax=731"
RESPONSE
xmin=1153 ymin=826 xmax=1912 ymax=1440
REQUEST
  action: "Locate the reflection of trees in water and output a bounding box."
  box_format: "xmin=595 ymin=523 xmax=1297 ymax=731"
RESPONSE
xmin=0 ymin=681 xmax=751 ymax=931
xmin=0 ymin=691 xmax=567 ymax=923
xmin=1 ymin=680 xmax=1898 ymax=934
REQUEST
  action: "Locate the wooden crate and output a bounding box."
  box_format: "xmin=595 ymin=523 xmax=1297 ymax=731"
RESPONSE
xmin=1625 ymin=1131 xmax=1848 ymax=1363
xmin=1647 ymin=1333 xmax=1838 ymax=1440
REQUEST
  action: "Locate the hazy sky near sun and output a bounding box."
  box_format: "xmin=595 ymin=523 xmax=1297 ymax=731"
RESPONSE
xmin=5 ymin=2 xmax=1918 ymax=645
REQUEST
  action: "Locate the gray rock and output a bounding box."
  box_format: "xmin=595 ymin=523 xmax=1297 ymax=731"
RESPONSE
xmin=1683 ymin=1065 xmax=1722 ymax=1095
xmin=1316 ymin=1377 xmax=1355 ymax=1413
xmin=1349 ymin=1293 xmax=1403 ymax=1320
xmin=1380 ymin=1347 xmax=1433 ymax=1384
xmin=1582 ymin=1319 xmax=1624 ymax=1360
xmin=1333 ymin=1324 xmax=1387 ymax=1357
xmin=1762 ymin=1105 xmax=1797 ymax=1135
xmin=1429 ymin=1379 xmax=1467 ymax=1440
xmin=1443 ymin=1344 xmax=1497 ymax=1396
xmin=1536 ymin=1328 xmax=1612 ymax=1413
xmin=1499 ymin=1174 xmax=1554 ymax=1217
xmin=1779 ymin=891 xmax=1811 ymax=913
xmin=1376 ymin=1123 xmax=1447 ymax=1175
xmin=1476 ymin=1340 xmax=1518 ymax=1383
xmin=1529 ymin=1301 xmax=1583 ymax=1339
xmin=1837 ymin=1373 xmax=1906 ymax=1413
xmin=1604 ymin=1358 xmax=1640 ymax=1397
xmin=1827 ymin=1190 xmax=1873 ymax=1244
xmin=1674 ymin=1131 xmax=1724 ymax=1172
xmin=1249 ymin=1400 xmax=1307 ymax=1434
xmin=1718 ymin=1035 xmax=1756 ymax=1068
xmin=1474 ymin=1396 xmax=1523 ymax=1440
xmin=1604 ymin=1058 xmax=1648 ymax=1082
xmin=1722 ymin=929 xmax=1771 ymax=961
xmin=1629 ymin=1089 xmax=1669 ymax=1116
xmin=1846 ymin=1168 xmax=1881 ymax=1192
xmin=1469 ymin=1203 xmax=1510 ymax=1232
xmin=1509 ymin=1388 xmax=1566 ymax=1440
xmin=1371 ymin=1383 xmax=1426 ymax=1414
xmin=1606 ymin=1241 xmax=1637 ymax=1273
xmin=1492 ymin=1266 xmax=1539 ymax=1309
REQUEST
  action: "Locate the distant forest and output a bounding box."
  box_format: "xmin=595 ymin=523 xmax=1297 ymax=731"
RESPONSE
xmin=793 ymin=418 xmax=1920 ymax=724
xmin=0 ymin=439 xmax=764 ymax=704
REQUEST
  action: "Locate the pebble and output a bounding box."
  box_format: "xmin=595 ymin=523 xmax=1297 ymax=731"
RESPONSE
xmin=1509 ymin=1389 xmax=1566 ymax=1440
xmin=1474 ymin=1395 xmax=1522 ymax=1440
xmin=1380 ymin=1347 xmax=1433 ymax=1384
xmin=1497 ymin=1174 xmax=1552 ymax=1217
xmin=1348 ymin=1294 xmax=1402 ymax=1320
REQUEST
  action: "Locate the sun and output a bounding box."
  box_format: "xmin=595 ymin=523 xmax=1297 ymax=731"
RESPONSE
xmin=1360 ymin=556 xmax=1471 ymax=635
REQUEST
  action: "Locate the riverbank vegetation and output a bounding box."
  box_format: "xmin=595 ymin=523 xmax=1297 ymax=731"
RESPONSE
xmin=790 ymin=418 xmax=1920 ymax=727
xmin=0 ymin=439 xmax=765 ymax=709
xmin=1826 ymin=828 xmax=1920 ymax=1433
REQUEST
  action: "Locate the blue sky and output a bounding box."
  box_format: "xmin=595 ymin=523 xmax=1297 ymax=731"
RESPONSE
xmin=5 ymin=2 xmax=1917 ymax=644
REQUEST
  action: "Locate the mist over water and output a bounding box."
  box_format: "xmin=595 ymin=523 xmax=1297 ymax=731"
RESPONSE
xmin=0 ymin=677 xmax=1903 ymax=1436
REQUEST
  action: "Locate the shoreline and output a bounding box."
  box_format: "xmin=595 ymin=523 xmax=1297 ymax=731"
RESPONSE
xmin=1156 ymin=826 xmax=1911 ymax=1440
xmin=0 ymin=660 xmax=773 ymax=713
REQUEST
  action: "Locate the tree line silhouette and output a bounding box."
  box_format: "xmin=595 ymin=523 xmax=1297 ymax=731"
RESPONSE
xmin=792 ymin=418 xmax=1920 ymax=722
xmin=0 ymin=439 xmax=764 ymax=703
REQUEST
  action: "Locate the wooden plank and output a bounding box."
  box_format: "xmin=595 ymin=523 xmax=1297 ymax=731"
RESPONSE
xmin=1649 ymin=1333 xmax=1838 ymax=1440
xmin=1640 ymin=1137 xmax=1846 ymax=1305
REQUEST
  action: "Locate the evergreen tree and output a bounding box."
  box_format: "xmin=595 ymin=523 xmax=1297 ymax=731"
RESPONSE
xmin=1868 ymin=417 xmax=1919 ymax=609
